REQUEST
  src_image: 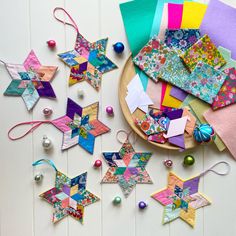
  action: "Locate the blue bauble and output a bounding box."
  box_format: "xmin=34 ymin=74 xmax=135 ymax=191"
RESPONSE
xmin=193 ymin=124 xmax=215 ymax=144
xmin=113 ymin=42 xmax=125 ymax=54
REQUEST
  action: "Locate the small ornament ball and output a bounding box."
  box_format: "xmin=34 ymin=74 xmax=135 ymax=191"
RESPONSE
xmin=113 ymin=42 xmax=125 ymax=54
xmin=113 ymin=196 xmax=122 ymax=205
xmin=77 ymin=89 xmax=84 ymax=99
xmin=42 ymin=135 xmax=52 ymax=150
xmin=106 ymin=106 xmax=114 ymax=116
xmin=164 ymin=159 xmax=173 ymax=168
xmin=34 ymin=173 xmax=43 ymax=183
xmin=43 ymin=107 xmax=53 ymax=117
xmin=193 ymin=124 xmax=215 ymax=144
xmin=183 ymin=155 xmax=195 ymax=166
xmin=94 ymin=159 xmax=102 ymax=168
xmin=138 ymin=201 xmax=147 ymax=209
xmin=47 ymin=40 xmax=56 ymax=48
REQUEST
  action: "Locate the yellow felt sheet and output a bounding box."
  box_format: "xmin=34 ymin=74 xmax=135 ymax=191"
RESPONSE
xmin=162 ymin=84 xmax=182 ymax=108
xmin=181 ymin=2 xmax=207 ymax=29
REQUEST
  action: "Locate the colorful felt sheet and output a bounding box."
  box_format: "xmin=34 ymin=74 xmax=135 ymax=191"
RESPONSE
xmin=204 ymin=104 xmax=236 ymax=160
xmin=168 ymin=3 xmax=183 ymax=29
xmin=158 ymin=3 xmax=168 ymax=41
xmin=181 ymin=1 xmax=207 ymax=29
xmin=200 ymin=0 xmax=236 ymax=60
xmin=162 ymin=83 xmax=182 ymax=109
xmin=218 ymin=46 xmax=236 ymax=70
xmin=170 ymin=87 xmax=188 ymax=101
xmin=120 ymin=0 xmax=158 ymax=56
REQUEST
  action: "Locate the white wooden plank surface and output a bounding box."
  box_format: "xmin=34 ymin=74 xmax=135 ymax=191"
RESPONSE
xmin=0 ymin=0 xmax=236 ymax=236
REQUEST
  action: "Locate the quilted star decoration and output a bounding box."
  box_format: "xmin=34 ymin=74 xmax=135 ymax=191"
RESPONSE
xmin=151 ymin=172 xmax=211 ymax=227
xmin=58 ymin=32 xmax=117 ymax=90
xmin=51 ymin=98 xmax=110 ymax=153
xmin=102 ymin=141 xmax=152 ymax=197
xmin=40 ymin=171 xmax=99 ymax=223
xmin=4 ymin=50 xmax=57 ymax=110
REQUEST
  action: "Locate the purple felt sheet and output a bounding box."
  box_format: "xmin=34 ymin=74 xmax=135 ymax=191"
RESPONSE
xmin=170 ymin=86 xmax=188 ymax=101
xmin=200 ymin=0 xmax=236 ymax=59
xmin=168 ymin=134 xmax=185 ymax=149
xmin=165 ymin=109 xmax=183 ymax=120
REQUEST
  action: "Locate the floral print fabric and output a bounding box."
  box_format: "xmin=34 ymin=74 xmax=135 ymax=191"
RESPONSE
xmin=133 ymin=36 xmax=171 ymax=82
xmin=158 ymin=50 xmax=226 ymax=104
xmin=182 ymin=34 xmax=226 ymax=71
xmin=164 ymin=29 xmax=201 ymax=53
xmin=212 ymin=67 xmax=236 ymax=110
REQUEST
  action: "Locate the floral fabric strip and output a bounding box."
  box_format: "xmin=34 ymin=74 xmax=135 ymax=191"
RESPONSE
xmin=133 ymin=36 xmax=171 ymax=82
xmin=182 ymin=34 xmax=226 ymax=71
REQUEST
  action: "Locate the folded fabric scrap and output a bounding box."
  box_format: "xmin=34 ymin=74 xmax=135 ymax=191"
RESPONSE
xmin=134 ymin=108 xmax=196 ymax=149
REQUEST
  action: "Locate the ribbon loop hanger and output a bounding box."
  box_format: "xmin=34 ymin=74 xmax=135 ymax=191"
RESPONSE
xmin=199 ymin=161 xmax=231 ymax=177
xmin=116 ymin=130 xmax=137 ymax=144
xmin=8 ymin=120 xmax=52 ymax=141
xmin=53 ymin=7 xmax=79 ymax=33
xmin=32 ymin=159 xmax=58 ymax=172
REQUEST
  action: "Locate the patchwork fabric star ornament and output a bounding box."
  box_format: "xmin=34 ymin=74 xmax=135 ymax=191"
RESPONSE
xmin=2 ymin=50 xmax=57 ymax=110
xmin=54 ymin=7 xmax=117 ymax=90
xmin=8 ymin=98 xmax=110 ymax=154
xmin=33 ymin=159 xmax=99 ymax=224
xmin=151 ymin=161 xmax=230 ymax=227
xmin=51 ymin=98 xmax=110 ymax=153
xmin=102 ymin=131 xmax=152 ymax=197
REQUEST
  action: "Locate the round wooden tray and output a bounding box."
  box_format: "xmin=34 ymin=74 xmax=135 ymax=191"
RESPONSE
xmin=118 ymin=55 xmax=197 ymax=150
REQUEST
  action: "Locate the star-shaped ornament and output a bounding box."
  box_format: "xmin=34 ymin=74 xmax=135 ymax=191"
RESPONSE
xmin=58 ymin=32 xmax=117 ymax=90
xmin=151 ymin=172 xmax=211 ymax=227
xmin=102 ymin=140 xmax=152 ymax=197
xmin=52 ymin=98 xmax=110 ymax=153
xmin=4 ymin=50 xmax=57 ymax=110
xmin=40 ymin=171 xmax=99 ymax=223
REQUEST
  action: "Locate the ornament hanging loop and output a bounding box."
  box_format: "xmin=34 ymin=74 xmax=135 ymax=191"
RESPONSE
xmin=53 ymin=7 xmax=79 ymax=33
xmin=32 ymin=159 xmax=58 ymax=172
xmin=199 ymin=161 xmax=231 ymax=177
xmin=116 ymin=130 xmax=137 ymax=144
xmin=8 ymin=120 xmax=52 ymax=140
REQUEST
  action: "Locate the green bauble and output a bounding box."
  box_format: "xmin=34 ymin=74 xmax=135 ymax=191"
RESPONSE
xmin=113 ymin=196 xmax=122 ymax=205
xmin=183 ymin=155 xmax=195 ymax=166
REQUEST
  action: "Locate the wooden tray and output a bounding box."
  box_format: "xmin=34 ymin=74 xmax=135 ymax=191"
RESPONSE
xmin=118 ymin=55 xmax=197 ymax=150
